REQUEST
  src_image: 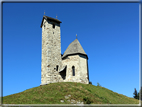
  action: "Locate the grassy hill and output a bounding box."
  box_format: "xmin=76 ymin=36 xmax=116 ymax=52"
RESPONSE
xmin=3 ymin=82 xmax=140 ymax=104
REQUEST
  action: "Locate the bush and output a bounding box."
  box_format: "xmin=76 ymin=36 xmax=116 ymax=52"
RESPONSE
xmin=83 ymin=97 xmax=92 ymax=104
xmin=97 ymin=82 xmax=101 ymax=86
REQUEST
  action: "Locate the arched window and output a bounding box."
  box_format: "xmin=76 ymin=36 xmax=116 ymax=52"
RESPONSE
xmin=72 ymin=66 xmax=75 ymax=76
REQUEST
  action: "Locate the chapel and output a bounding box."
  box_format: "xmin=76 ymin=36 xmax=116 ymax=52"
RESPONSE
xmin=40 ymin=15 xmax=89 ymax=85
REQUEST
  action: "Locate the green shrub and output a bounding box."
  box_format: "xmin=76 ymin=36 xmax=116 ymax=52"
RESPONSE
xmin=97 ymin=82 xmax=101 ymax=86
xmin=83 ymin=96 xmax=92 ymax=104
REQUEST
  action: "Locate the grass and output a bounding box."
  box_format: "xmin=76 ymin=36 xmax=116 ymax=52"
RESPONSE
xmin=2 ymin=82 xmax=140 ymax=104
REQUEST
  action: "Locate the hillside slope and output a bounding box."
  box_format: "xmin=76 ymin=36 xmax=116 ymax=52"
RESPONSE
xmin=3 ymin=82 xmax=139 ymax=104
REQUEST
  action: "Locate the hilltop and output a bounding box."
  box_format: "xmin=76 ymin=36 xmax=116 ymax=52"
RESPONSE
xmin=3 ymin=82 xmax=139 ymax=104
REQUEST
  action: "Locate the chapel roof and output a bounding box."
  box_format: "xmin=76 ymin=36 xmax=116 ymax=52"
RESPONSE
xmin=62 ymin=39 xmax=88 ymax=59
xmin=40 ymin=15 xmax=62 ymax=28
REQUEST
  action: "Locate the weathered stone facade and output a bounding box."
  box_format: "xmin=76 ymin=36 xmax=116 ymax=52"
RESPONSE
xmin=62 ymin=55 xmax=89 ymax=84
xmin=41 ymin=16 xmax=63 ymax=85
xmin=40 ymin=15 xmax=89 ymax=85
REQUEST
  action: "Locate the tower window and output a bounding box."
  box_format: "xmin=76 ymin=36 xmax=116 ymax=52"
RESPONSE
xmin=44 ymin=25 xmax=45 ymax=29
xmin=72 ymin=66 xmax=75 ymax=76
xmin=56 ymin=65 xmax=58 ymax=71
xmin=52 ymin=24 xmax=55 ymax=29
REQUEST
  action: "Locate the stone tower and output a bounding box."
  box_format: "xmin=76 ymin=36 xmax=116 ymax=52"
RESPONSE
xmin=40 ymin=15 xmax=63 ymax=85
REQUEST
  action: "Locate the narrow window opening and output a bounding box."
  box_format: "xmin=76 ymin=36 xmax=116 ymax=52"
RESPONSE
xmin=56 ymin=65 xmax=58 ymax=71
xmin=44 ymin=25 xmax=45 ymax=29
xmin=72 ymin=66 xmax=75 ymax=76
xmin=52 ymin=24 xmax=55 ymax=29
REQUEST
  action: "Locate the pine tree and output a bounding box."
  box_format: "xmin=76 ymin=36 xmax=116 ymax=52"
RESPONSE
xmin=140 ymin=86 xmax=142 ymax=100
xmin=133 ymin=88 xmax=138 ymax=99
xmin=137 ymin=92 xmax=139 ymax=100
xmin=137 ymin=87 xmax=142 ymax=100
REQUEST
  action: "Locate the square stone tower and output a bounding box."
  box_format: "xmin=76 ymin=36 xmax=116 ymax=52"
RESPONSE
xmin=40 ymin=15 xmax=63 ymax=85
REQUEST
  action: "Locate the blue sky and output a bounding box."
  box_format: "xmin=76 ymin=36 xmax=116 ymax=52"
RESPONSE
xmin=2 ymin=3 xmax=140 ymax=99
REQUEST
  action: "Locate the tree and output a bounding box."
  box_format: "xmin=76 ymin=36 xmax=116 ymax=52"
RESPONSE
xmin=137 ymin=92 xmax=139 ymax=100
xmin=137 ymin=87 xmax=142 ymax=100
xmin=133 ymin=88 xmax=138 ymax=99
xmin=133 ymin=87 xmax=142 ymax=100
xmin=140 ymin=86 xmax=142 ymax=100
xmin=97 ymin=82 xmax=101 ymax=86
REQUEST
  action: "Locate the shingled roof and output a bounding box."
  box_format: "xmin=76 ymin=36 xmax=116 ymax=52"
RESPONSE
xmin=62 ymin=39 xmax=88 ymax=59
xmin=40 ymin=15 xmax=62 ymax=28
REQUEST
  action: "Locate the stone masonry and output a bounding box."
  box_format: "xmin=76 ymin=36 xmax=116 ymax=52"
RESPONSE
xmin=62 ymin=55 xmax=89 ymax=84
xmin=40 ymin=15 xmax=89 ymax=85
xmin=41 ymin=16 xmax=63 ymax=85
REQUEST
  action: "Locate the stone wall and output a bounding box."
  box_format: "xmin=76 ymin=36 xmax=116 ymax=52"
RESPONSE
xmin=41 ymin=19 xmax=63 ymax=85
xmin=62 ymin=55 xmax=89 ymax=84
xmin=79 ymin=55 xmax=89 ymax=84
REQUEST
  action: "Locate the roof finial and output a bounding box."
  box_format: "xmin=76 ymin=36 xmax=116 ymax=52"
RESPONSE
xmin=44 ymin=10 xmax=45 ymax=15
xmin=56 ymin=14 xmax=58 ymax=19
xmin=76 ymin=34 xmax=77 ymax=39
